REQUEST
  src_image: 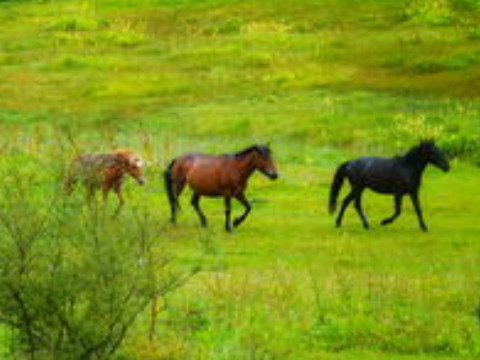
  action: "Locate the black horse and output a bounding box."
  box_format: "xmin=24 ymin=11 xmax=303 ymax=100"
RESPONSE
xmin=329 ymin=140 xmax=450 ymax=231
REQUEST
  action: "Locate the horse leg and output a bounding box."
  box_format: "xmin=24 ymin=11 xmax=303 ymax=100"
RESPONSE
xmin=88 ymin=188 xmax=95 ymax=203
xmin=335 ymin=190 xmax=356 ymax=227
xmin=64 ymin=176 xmax=76 ymax=196
xmin=191 ymin=193 xmax=207 ymax=227
xmin=112 ymin=184 xmax=125 ymax=217
xmin=62 ymin=177 xmax=76 ymax=209
xmin=233 ymin=192 xmax=251 ymax=228
xmin=84 ymin=185 xmax=99 ymax=215
xmin=353 ymin=190 xmax=369 ymax=229
xmin=410 ymin=191 xmax=428 ymax=232
xmin=224 ymin=196 xmax=233 ymax=233
xmin=101 ymin=183 xmax=115 ymax=217
xmin=381 ymin=195 xmax=403 ymax=226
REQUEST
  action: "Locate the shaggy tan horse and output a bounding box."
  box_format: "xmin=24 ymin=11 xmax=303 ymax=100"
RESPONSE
xmin=65 ymin=150 xmax=146 ymax=214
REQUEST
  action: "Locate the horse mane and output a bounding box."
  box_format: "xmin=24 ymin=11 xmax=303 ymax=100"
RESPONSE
xmin=402 ymin=144 xmax=421 ymax=163
xmin=113 ymin=149 xmax=143 ymax=167
xmin=114 ymin=149 xmax=134 ymax=158
xmin=234 ymin=145 xmax=270 ymax=158
xmin=402 ymin=140 xmax=434 ymax=165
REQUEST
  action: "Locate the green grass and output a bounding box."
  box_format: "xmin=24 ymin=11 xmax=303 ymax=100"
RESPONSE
xmin=122 ymin=152 xmax=480 ymax=360
xmin=1 ymin=0 xmax=480 ymax=359
xmin=1 ymin=130 xmax=478 ymax=360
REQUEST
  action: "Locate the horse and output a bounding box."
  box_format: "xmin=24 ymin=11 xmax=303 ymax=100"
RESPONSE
xmin=64 ymin=149 xmax=146 ymax=215
xmin=164 ymin=144 xmax=278 ymax=232
xmin=329 ymin=140 xmax=450 ymax=232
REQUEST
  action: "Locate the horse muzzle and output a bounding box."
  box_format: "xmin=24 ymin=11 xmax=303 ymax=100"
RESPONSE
xmin=136 ymin=177 xmax=147 ymax=185
xmin=267 ymin=172 xmax=279 ymax=180
xmin=438 ymin=160 xmax=450 ymax=172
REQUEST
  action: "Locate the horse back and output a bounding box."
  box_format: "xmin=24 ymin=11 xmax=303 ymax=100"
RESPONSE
xmin=346 ymin=156 xmax=413 ymax=194
xmin=172 ymin=154 xmax=240 ymax=196
xmin=70 ymin=154 xmax=122 ymax=185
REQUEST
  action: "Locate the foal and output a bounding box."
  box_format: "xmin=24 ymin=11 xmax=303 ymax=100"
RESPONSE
xmin=329 ymin=140 xmax=450 ymax=231
xmin=164 ymin=144 xmax=278 ymax=232
xmin=64 ymin=150 xmax=146 ymax=214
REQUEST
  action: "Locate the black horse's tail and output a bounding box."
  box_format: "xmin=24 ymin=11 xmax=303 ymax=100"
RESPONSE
xmin=164 ymin=159 xmax=179 ymax=218
xmin=329 ymin=161 xmax=349 ymax=214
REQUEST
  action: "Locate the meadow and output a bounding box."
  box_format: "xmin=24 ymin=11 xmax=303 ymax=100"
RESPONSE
xmin=0 ymin=0 xmax=479 ymax=359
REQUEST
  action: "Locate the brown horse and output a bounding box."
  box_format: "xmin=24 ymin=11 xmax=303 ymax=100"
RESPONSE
xmin=164 ymin=144 xmax=278 ymax=232
xmin=64 ymin=149 xmax=146 ymax=214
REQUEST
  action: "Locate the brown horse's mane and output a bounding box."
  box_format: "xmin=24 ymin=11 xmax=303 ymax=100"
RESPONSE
xmin=234 ymin=145 xmax=270 ymax=158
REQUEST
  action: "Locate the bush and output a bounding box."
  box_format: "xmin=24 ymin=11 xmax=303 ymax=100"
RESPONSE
xmin=0 ymin=176 xmax=197 ymax=360
xmin=450 ymin=0 xmax=480 ymax=11
xmin=404 ymin=0 xmax=456 ymax=26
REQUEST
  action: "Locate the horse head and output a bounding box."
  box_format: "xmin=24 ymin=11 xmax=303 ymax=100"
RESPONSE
xmin=114 ymin=150 xmax=147 ymax=185
xmin=419 ymin=140 xmax=450 ymax=172
xmin=253 ymin=144 xmax=278 ymax=180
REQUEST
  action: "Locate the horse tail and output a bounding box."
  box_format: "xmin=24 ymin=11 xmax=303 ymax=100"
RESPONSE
xmin=63 ymin=174 xmax=75 ymax=195
xmin=329 ymin=161 xmax=349 ymax=214
xmin=63 ymin=158 xmax=79 ymax=196
xmin=164 ymin=159 xmax=179 ymax=213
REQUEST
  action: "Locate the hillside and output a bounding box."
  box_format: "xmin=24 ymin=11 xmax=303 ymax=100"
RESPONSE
xmin=0 ymin=0 xmax=480 ymax=159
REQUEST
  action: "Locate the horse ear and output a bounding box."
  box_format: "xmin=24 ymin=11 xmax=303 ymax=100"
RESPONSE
xmin=420 ymin=138 xmax=434 ymax=146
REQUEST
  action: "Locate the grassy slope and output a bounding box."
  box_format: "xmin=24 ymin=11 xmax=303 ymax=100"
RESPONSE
xmin=1 ymin=0 xmax=480 ymax=142
xmin=1 ymin=0 xmax=480 ymax=359
xmin=1 ymin=0 xmax=480 ymax=165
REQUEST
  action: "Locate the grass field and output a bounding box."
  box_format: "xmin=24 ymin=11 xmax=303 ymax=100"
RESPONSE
xmin=0 ymin=0 xmax=480 ymax=359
